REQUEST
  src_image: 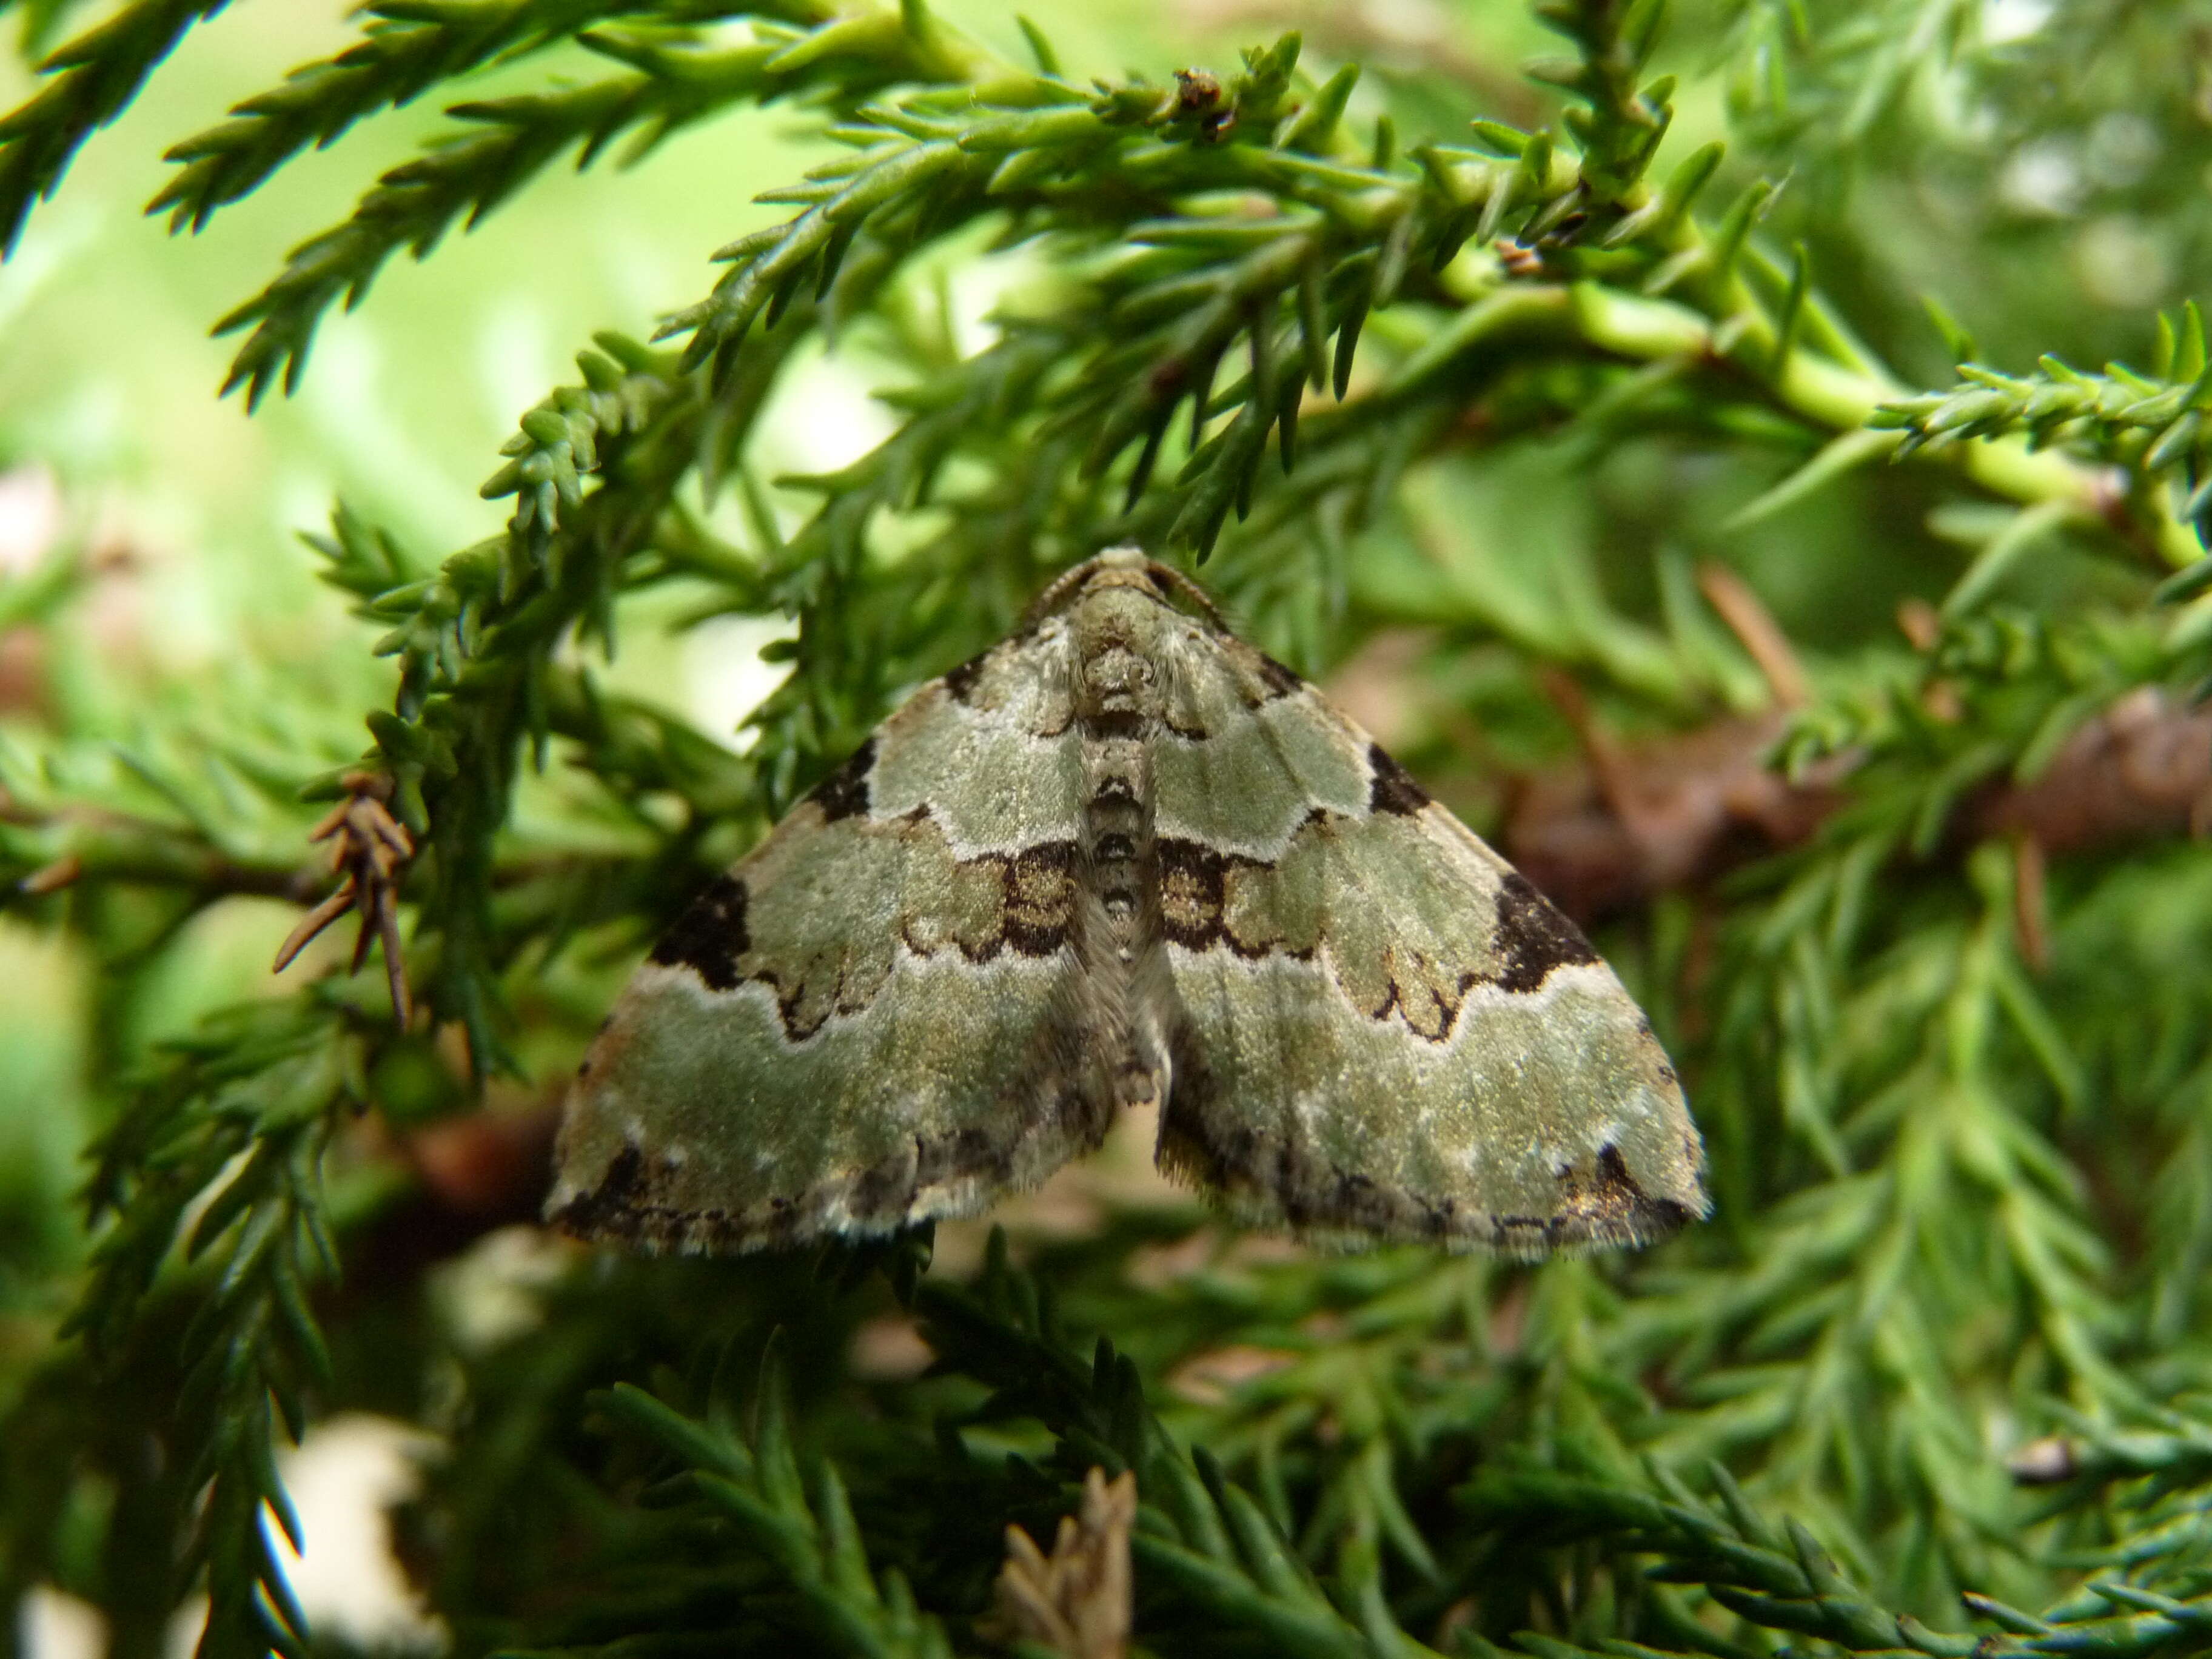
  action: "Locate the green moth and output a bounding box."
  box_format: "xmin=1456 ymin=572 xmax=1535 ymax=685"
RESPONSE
xmin=548 ymin=550 xmax=1707 ymax=1255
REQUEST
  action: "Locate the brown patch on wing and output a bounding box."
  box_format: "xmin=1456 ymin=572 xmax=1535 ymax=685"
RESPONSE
xmin=1157 ymin=836 xmax=1232 ymax=952
xmin=650 ymin=817 xmax=1081 ymax=1039
xmin=895 ymin=832 xmax=1080 ymax=966
xmin=1000 ymin=841 xmax=1080 ymax=956
xmin=1155 ymin=836 xmax=1319 ymax=961
xmin=1551 ymin=1144 xmax=1694 ymax=1242
xmin=1161 ymin=822 xmax=1488 ymax=1035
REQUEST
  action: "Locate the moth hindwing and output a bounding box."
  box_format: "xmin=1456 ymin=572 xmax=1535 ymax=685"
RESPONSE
xmin=548 ymin=548 xmax=1708 ymax=1255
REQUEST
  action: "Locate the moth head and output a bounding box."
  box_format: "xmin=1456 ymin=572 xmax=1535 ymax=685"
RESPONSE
xmin=1027 ymin=546 xmax=1226 ymax=631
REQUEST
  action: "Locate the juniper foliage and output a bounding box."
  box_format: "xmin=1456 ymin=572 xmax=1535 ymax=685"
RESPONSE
xmin=2 ymin=1 xmax=2211 ymax=1657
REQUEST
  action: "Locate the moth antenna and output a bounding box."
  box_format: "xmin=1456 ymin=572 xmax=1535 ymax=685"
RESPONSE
xmin=1022 ymin=557 xmax=1107 ymax=628
xmin=1140 ymin=558 xmax=1227 ymax=629
xmin=1024 ymin=548 xmax=1228 ymax=632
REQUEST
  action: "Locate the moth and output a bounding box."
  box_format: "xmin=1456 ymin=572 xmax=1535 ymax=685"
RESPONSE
xmin=548 ymin=550 xmax=1707 ymax=1255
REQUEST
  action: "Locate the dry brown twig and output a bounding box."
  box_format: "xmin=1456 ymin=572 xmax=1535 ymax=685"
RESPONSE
xmin=272 ymin=771 xmax=415 ymax=1024
xmin=1504 ymin=572 xmax=2212 ymax=930
xmin=1697 ymin=561 xmax=1810 ymax=708
xmin=1507 ymin=564 xmax=1848 ymax=918
xmin=990 ymin=1466 xmax=1137 ymax=1659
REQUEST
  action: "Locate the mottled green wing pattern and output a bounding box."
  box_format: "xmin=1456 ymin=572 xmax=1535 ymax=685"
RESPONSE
xmin=1148 ymin=626 xmax=1708 ymax=1255
xmin=546 ymin=623 xmax=1114 ymax=1250
xmin=549 ymin=549 xmax=1706 ymax=1258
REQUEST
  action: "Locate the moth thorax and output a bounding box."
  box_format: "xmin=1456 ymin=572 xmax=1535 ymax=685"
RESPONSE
xmin=1080 ymin=643 xmax=1154 ymax=712
xmin=1073 ymin=587 xmax=1167 ymax=711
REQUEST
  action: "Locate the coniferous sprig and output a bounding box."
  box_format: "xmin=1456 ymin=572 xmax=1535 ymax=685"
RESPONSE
xmin=1634 ymin=866 xmax=2114 ymax=1600
xmin=558 ymin=1238 xmax=1454 ymax=1658
xmin=326 ymin=313 xmax=802 ymax=1069
xmin=1716 ymin=0 xmax=1973 ymax=170
xmin=0 ymin=0 xmax=674 ymax=253
xmin=1585 ymin=607 xmax=2212 ymax=1606
xmin=213 ymin=6 xmax=993 ymax=407
xmin=1772 ymin=604 xmax=2191 ymax=796
xmin=918 ymin=1235 xmax=1455 ymax=1657
xmin=0 ymin=708 xmax=361 ymax=933
xmin=592 ymin=1364 xmax=959 ymax=1659
xmin=2029 ymin=1401 xmax=2212 ymax=1489
xmin=148 ymin=0 xmax=753 ymax=235
xmin=0 ymin=0 xmax=230 ymax=255
xmin=1525 ymin=0 xmax=1676 ymax=209
xmin=3 ymin=1 xmax=97 ymax=61
xmin=1874 ymin=303 xmax=2212 ymax=562
xmin=1460 ymin=1461 xmax=2212 ymax=1659
xmin=62 ymin=991 xmax=373 ymax=1659
xmin=441 ymin=1235 xmax=1454 ymax=1658
xmin=2014 ymin=1402 xmax=2212 ymax=1600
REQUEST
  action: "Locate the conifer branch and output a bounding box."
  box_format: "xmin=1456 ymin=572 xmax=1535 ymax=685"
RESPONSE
xmin=595 ymin=1359 xmax=959 ymax=1659
xmin=0 ymin=0 xmax=229 ymax=255
xmin=151 ymin=0 xmax=687 ymax=234
xmin=1463 ymin=1459 xmax=2212 ymax=1659
xmin=1874 ymin=304 xmax=2212 ymax=568
xmin=1507 ymin=666 xmax=2212 ymax=923
xmin=1526 ymin=0 xmax=1675 ymax=209
xmin=11 ymin=0 xmax=2212 ymax=1651
xmin=0 ymin=726 xmax=353 ymax=914
xmin=346 ymin=310 xmax=799 ymax=1071
xmin=64 ymin=993 xmax=373 ymax=1659
xmin=213 ymin=6 xmax=996 ymax=407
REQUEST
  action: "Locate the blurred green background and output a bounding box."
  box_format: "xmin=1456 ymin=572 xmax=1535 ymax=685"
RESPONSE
xmin=7 ymin=1 xmax=2212 ymax=1645
xmin=0 ymin=0 xmax=1575 ymax=1319
xmin=5 ymin=0 xmax=2203 ymax=1365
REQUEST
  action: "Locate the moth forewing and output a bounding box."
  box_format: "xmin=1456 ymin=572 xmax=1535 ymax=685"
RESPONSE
xmin=549 ymin=548 xmax=1708 ymax=1254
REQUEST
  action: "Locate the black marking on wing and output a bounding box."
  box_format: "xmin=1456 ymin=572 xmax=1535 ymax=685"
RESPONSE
xmin=1490 ymin=871 xmax=1599 ymax=992
xmin=942 ymin=651 xmax=988 ymax=703
xmin=1366 ymin=743 xmax=1430 ymax=815
xmin=1253 ymin=651 xmax=1304 ymax=697
xmin=648 ymin=874 xmax=749 ymax=990
xmin=548 ymin=1142 xmax=648 ymax=1238
xmin=809 ymin=737 xmax=877 ymax=821
xmin=1550 ymin=1144 xmax=1695 ymax=1241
